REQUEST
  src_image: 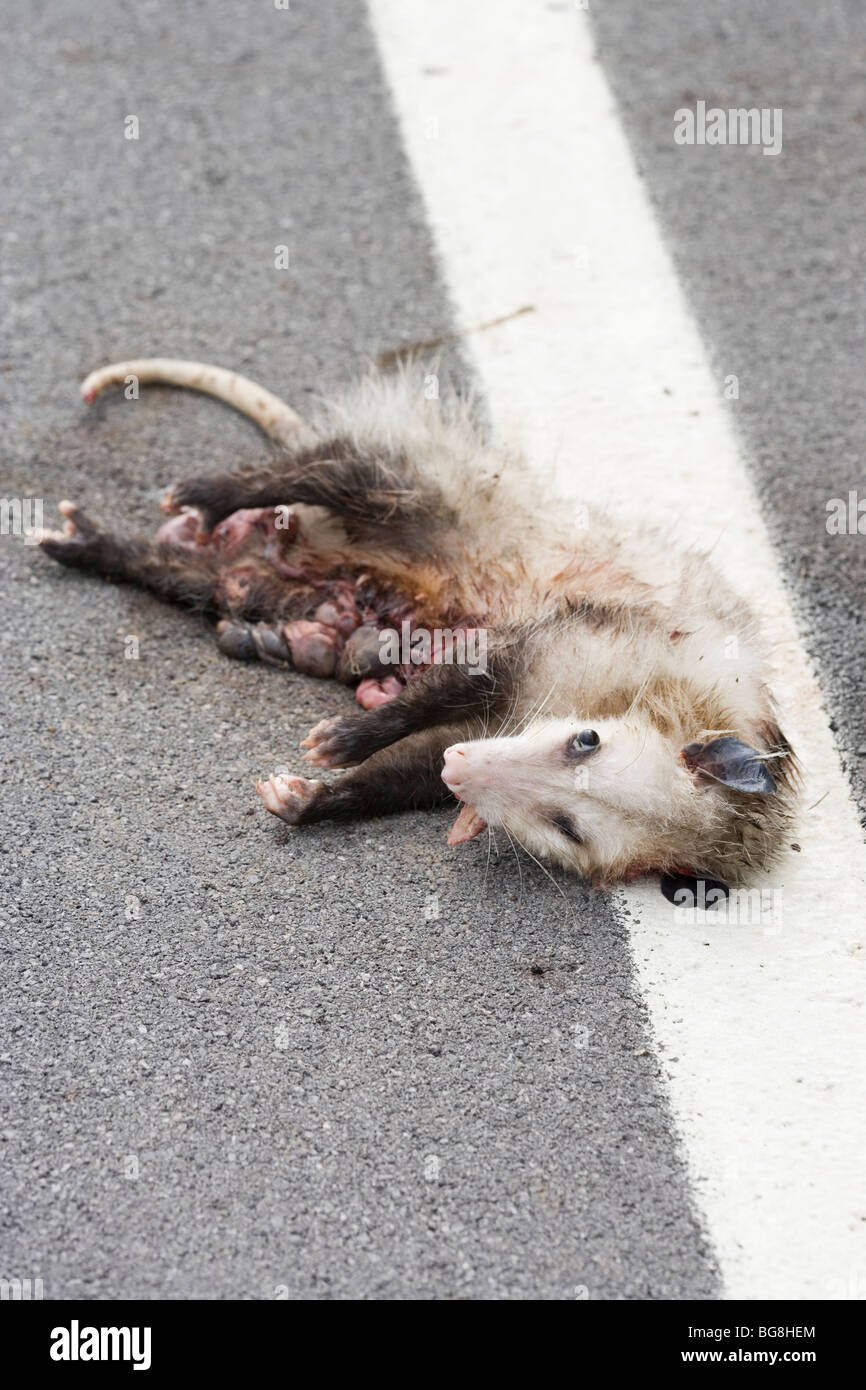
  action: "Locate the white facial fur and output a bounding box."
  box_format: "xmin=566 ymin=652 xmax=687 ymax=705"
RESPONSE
xmin=441 ymin=716 xmax=709 ymax=880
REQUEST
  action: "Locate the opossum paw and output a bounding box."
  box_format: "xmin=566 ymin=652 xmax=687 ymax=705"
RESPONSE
xmin=256 ymin=773 xmax=323 ymax=824
xmin=355 ymin=676 xmax=404 ymax=709
xmin=337 ymin=625 xmax=388 ymax=683
xmin=36 ymin=501 xmax=103 ymax=566
xmin=216 ymin=619 xmax=290 ymax=666
xmin=282 ymin=620 xmax=339 ymax=678
xmin=211 ymin=508 xmax=276 ymax=555
xmin=160 ymin=472 xmax=243 ymax=536
xmin=217 ymin=619 xmax=258 ymax=661
xmin=154 ymin=512 xmax=201 ymax=549
xmin=300 ymin=716 xmax=362 ymax=769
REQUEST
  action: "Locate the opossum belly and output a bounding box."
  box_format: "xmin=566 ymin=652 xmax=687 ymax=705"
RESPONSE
xmin=172 ymin=503 xmax=460 ymax=707
xmin=211 ymin=557 xmax=418 ymax=700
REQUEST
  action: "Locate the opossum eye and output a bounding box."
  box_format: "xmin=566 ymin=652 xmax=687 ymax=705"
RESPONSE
xmin=551 ymin=813 xmax=583 ymax=844
xmin=567 ymin=729 xmax=600 ymax=756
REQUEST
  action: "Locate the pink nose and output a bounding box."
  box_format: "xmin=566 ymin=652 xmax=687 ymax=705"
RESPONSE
xmin=441 ymin=743 xmax=468 ymax=789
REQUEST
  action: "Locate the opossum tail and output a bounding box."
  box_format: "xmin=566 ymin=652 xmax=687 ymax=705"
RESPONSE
xmin=80 ymin=359 xmax=306 ymax=443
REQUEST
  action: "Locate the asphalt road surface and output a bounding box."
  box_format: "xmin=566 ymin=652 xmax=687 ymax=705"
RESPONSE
xmin=1 ymin=0 xmax=863 ymax=1300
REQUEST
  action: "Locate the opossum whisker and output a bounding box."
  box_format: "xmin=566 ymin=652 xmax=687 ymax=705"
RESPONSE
xmin=518 ymin=678 xmax=560 ymax=735
xmin=624 ymin=677 xmax=651 ymax=721
xmin=503 ymin=675 xmax=560 ymax=741
xmin=483 ymin=824 xmax=496 ymax=891
xmin=510 ymin=687 xmax=549 ymax=738
xmin=501 ymin=824 xmax=525 ymax=898
xmin=494 ymin=676 xmax=525 ymax=741
xmin=610 ymin=724 xmax=652 ymax=778
xmin=508 ymin=828 xmax=572 ymax=916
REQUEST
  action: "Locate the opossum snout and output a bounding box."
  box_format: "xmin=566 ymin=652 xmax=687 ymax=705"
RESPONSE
xmin=441 ymin=742 xmax=502 ymax=797
xmin=441 ymin=743 xmax=473 ymax=795
xmin=441 ymin=743 xmax=464 ymax=787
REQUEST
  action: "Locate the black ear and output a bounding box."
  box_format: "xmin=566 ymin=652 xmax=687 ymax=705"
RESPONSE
xmin=681 ymin=736 xmax=777 ymax=794
xmin=660 ymin=872 xmax=729 ymax=908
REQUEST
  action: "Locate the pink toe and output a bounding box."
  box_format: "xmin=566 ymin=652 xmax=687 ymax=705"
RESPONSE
xmin=355 ymin=676 xmax=404 ymax=710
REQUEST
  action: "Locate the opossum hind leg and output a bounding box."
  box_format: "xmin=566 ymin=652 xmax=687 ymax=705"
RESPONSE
xmin=37 ymin=501 xmax=220 ymax=607
xmin=163 ymin=440 xmax=450 ymax=550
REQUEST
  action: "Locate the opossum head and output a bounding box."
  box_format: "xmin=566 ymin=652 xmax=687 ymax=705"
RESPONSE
xmin=441 ymin=716 xmax=793 ymax=889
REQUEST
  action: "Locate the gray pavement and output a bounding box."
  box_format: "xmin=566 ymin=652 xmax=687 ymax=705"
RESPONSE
xmin=0 ymin=0 xmax=716 ymax=1298
xmin=8 ymin=0 xmax=866 ymax=1300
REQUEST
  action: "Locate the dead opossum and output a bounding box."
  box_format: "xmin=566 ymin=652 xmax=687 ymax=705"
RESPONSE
xmin=36 ymin=357 xmax=797 ymax=897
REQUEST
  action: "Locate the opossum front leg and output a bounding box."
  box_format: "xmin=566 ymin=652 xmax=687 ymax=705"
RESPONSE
xmin=257 ymin=728 xmax=464 ymax=826
xmin=300 ymin=658 xmax=512 ymax=769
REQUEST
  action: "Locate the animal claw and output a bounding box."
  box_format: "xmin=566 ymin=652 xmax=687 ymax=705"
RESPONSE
xmin=37 ymin=501 xmax=103 ymax=562
xmin=256 ymin=773 xmax=323 ymax=824
xmin=57 ymin=500 xmax=98 ymax=539
xmin=300 ymin=715 xmax=359 ymax=768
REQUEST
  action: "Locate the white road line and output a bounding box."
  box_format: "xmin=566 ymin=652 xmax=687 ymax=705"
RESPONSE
xmin=368 ymin=0 xmax=866 ymax=1299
